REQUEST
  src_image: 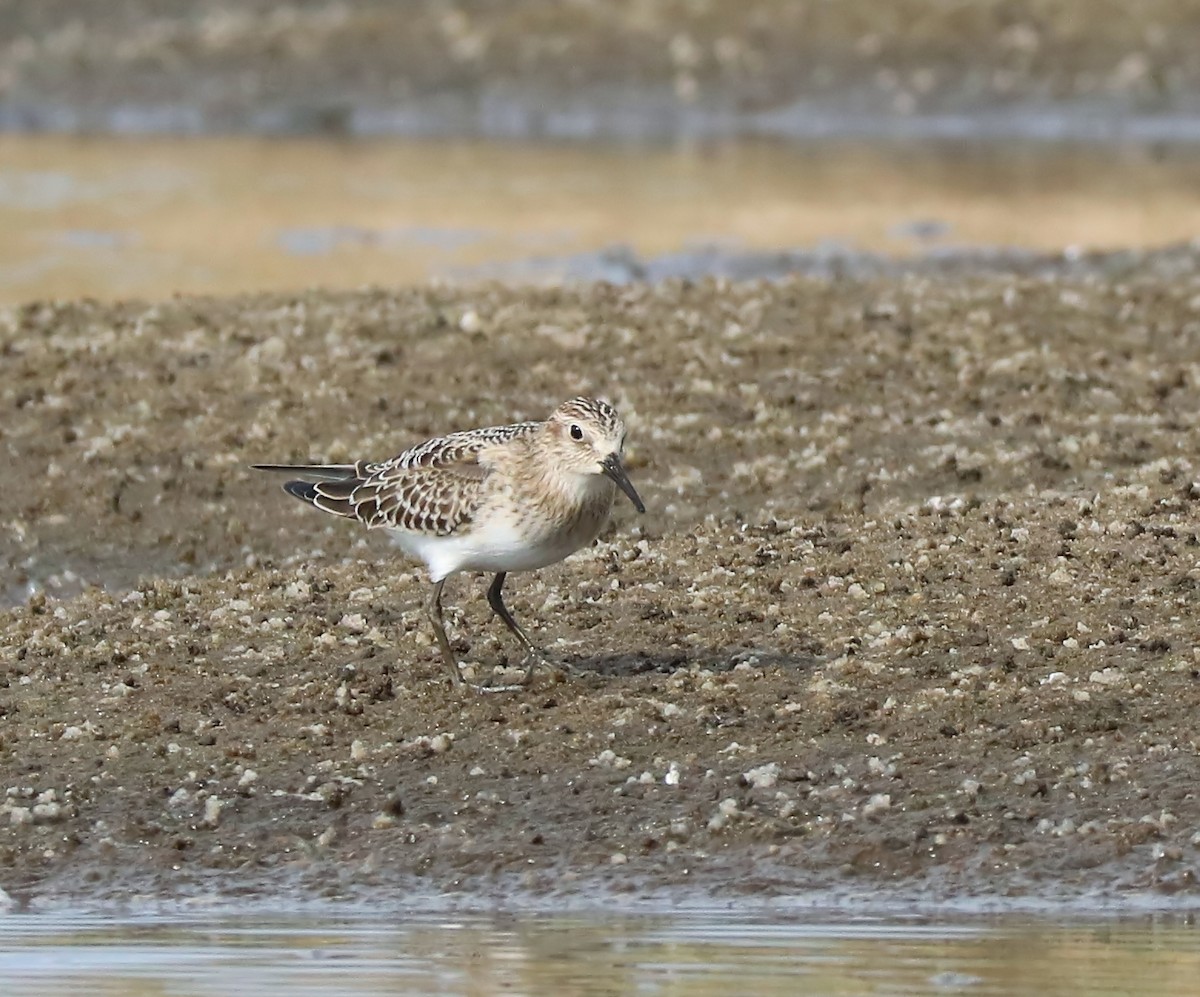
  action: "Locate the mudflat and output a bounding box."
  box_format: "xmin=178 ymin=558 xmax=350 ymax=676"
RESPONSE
xmin=2 ymin=256 xmax=1200 ymax=906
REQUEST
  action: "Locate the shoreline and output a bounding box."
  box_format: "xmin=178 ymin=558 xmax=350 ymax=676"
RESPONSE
xmin=10 ymin=880 xmax=1200 ymax=918
xmin=8 ymin=97 xmax=1200 ymax=145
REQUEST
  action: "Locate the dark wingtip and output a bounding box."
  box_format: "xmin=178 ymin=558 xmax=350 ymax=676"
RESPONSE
xmin=282 ymin=479 xmax=318 ymax=503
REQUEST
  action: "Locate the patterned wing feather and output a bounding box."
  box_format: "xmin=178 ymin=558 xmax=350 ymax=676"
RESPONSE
xmin=349 ymin=464 xmax=487 ymax=534
xmin=272 ymin=419 xmax=540 ymax=536
xmin=368 ymin=421 xmax=539 ymax=473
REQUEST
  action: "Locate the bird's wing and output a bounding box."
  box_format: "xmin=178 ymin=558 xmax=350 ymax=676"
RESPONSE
xmin=379 ymin=421 xmax=539 ymax=472
xmin=251 ymin=462 xmax=362 ymax=482
xmin=255 ymin=421 xmax=540 ymax=536
xmin=344 ymin=462 xmax=488 ymax=534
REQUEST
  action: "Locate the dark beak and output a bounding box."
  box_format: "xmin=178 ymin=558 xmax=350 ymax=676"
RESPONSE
xmin=600 ymin=454 xmax=646 ymax=513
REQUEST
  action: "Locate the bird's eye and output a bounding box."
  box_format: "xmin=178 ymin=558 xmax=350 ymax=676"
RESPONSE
xmin=569 ymin=424 xmax=584 ymax=441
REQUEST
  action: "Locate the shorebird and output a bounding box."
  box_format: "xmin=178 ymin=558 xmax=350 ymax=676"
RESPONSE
xmin=253 ymin=397 xmax=645 ymax=686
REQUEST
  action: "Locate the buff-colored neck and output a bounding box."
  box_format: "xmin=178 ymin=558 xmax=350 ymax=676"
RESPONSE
xmin=518 ymin=434 xmax=615 ymax=518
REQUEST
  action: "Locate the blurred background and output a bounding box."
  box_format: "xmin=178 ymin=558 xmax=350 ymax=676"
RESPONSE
xmin=2 ymin=0 xmax=1199 ymax=302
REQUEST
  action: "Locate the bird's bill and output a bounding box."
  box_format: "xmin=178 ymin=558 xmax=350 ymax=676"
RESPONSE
xmin=600 ymin=454 xmax=646 ymax=513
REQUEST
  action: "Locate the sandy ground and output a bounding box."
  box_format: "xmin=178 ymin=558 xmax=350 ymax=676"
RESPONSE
xmin=3 ymin=0 xmax=1200 ymax=136
xmin=3 ymin=253 xmax=1200 ymax=908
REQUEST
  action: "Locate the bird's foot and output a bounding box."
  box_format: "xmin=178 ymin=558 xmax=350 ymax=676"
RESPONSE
xmin=520 ymin=648 xmax=587 ymax=685
xmin=460 ymin=650 xmax=582 ymax=692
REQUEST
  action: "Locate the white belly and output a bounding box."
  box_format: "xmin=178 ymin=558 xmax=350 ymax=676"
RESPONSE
xmin=388 ymin=507 xmax=607 ymax=581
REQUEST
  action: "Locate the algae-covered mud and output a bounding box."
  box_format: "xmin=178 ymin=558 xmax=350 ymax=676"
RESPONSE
xmin=2 ymin=256 xmax=1200 ymax=907
xmin=3 ymin=0 xmax=1200 ymax=138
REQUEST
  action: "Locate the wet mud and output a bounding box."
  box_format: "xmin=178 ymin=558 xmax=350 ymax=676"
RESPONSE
xmin=2 ymin=254 xmax=1200 ymax=907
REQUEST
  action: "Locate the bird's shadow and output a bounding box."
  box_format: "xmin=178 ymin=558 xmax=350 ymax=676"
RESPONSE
xmin=553 ymin=645 xmax=823 ymax=679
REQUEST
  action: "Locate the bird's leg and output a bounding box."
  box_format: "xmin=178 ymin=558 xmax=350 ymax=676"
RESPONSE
xmin=486 ymin=572 xmax=546 ymax=682
xmin=426 ymin=578 xmax=463 ymax=687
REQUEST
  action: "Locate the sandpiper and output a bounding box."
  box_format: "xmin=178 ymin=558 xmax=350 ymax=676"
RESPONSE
xmin=253 ymin=397 xmax=645 ymax=686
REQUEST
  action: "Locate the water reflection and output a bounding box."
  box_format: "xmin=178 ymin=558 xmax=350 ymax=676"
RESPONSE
xmin=0 ymin=911 xmax=1197 ymax=996
xmin=2 ymin=135 xmax=1200 ymax=303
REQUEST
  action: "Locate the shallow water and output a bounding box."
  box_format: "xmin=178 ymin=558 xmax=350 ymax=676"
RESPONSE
xmin=1 ymin=910 xmax=1198 ymax=996
xmin=3 ymin=135 xmax=1200 ymax=304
